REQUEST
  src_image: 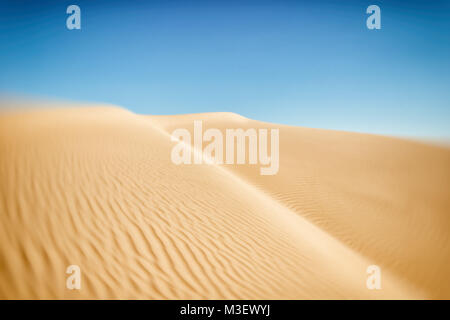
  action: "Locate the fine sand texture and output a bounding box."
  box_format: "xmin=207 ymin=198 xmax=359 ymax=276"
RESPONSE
xmin=0 ymin=102 xmax=449 ymax=299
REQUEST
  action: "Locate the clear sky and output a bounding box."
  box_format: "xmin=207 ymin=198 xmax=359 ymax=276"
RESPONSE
xmin=1 ymin=0 xmax=449 ymax=139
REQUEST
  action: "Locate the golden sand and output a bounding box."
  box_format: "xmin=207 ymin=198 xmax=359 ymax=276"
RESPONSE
xmin=0 ymin=103 xmax=449 ymax=299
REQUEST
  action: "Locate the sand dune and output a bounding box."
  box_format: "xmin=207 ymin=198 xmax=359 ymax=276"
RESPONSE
xmin=0 ymin=102 xmax=449 ymax=299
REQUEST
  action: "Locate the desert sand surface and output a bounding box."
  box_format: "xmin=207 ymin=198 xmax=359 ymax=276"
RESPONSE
xmin=0 ymin=101 xmax=449 ymax=299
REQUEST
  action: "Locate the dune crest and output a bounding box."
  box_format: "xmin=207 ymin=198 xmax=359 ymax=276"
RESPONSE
xmin=0 ymin=103 xmax=448 ymax=299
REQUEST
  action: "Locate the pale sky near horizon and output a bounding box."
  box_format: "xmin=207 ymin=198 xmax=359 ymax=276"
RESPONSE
xmin=1 ymin=0 xmax=449 ymax=139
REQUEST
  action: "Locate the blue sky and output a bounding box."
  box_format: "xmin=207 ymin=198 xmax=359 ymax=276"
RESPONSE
xmin=0 ymin=0 xmax=449 ymax=139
